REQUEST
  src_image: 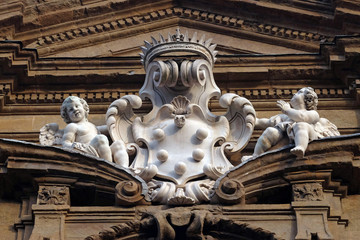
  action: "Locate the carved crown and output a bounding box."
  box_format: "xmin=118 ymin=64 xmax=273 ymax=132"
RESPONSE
xmin=140 ymin=28 xmax=218 ymax=69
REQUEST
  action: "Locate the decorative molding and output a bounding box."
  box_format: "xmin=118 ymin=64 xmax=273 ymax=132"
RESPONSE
xmin=292 ymin=182 xmax=324 ymax=201
xmin=30 ymin=7 xmax=329 ymax=51
xmin=37 ymin=185 xmax=70 ymax=205
xmin=0 ymin=86 xmax=353 ymax=105
xmin=0 ymin=38 xmax=358 ymax=113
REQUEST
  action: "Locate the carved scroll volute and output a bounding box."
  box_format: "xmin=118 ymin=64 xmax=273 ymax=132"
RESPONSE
xmin=185 ymin=59 xmax=221 ymax=119
xmin=115 ymin=180 xmax=148 ymax=206
xmin=220 ymin=93 xmax=256 ymax=153
xmin=139 ymin=60 xmax=179 ymax=112
xmin=106 ymin=95 xmax=142 ymax=143
xmin=213 ymin=177 xmax=245 ymax=204
xmin=180 ymin=60 xmax=193 ymax=87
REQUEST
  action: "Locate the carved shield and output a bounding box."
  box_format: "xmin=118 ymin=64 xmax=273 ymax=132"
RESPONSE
xmin=131 ymin=103 xmax=231 ymax=185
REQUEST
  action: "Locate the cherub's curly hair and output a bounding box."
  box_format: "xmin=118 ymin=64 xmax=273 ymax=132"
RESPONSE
xmin=60 ymin=96 xmax=89 ymax=123
xmin=302 ymin=87 xmax=318 ymax=110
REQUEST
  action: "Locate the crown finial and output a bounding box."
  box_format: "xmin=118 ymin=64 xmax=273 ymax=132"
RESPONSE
xmin=174 ymin=28 xmax=183 ymax=42
xmin=139 ymin=28 xmax=218 ymax=69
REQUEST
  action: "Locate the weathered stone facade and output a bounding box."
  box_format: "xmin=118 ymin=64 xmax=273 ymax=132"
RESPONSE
xmin=1 ymin=1 xmax=360 ymax=239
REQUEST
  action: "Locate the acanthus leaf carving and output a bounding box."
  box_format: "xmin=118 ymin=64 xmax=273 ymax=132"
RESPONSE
xmin=292 ymin=182 xmax=324 ymax=201
xmin=37 ymin=185 xmax=70 ymax=205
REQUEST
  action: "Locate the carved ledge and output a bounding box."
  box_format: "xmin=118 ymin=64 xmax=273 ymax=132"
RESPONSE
xmin=223 ymin=134 xmax=360 ymax=204
xmin=0 ymin=138 xmax=148 ymax=206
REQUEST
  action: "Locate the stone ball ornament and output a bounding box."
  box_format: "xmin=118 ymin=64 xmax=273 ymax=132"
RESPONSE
xmin=174 ymin=161 xmax=187 ymax=175
xmin=195 ymin=128 xmax=209 ymax=141
xmin=153 ymin=128 xmax=165 ymax=141
xmin=157 ymin=149 xmax=169 ymax=162
xmin=192 ymin=148 xmax=205 ymax=161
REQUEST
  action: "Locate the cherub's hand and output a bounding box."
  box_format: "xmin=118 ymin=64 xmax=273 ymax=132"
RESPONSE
xmin=72 ymin=142 xmax=88 ymax=151
xmin=277 ymin=100 xmax=291 ymax=113
xmin=269 ymin=115 xmax=282 ymax=125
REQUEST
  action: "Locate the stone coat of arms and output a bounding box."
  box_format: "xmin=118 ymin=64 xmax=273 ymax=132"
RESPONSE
xmin=106 ymin=29 xmax=256 ymax=205
xmin=40 ymin=29 xmax=256 ymax=205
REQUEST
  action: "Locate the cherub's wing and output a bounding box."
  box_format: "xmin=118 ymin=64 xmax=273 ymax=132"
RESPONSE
xmin=39 ymin=123 xmax=64 ymax=146
xmin=219 ymin=93 xmax=256 ymax=153
xmin=106 ymin=95 xmax=142 ymax=144
xmin=314 ymin=118 xmax=340 ymax=138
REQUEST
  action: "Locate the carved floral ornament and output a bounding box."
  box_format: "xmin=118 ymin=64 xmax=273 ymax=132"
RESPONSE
xmin=37 ymin=186 xmax=70 ymax=205
xmin=292 ymin=182 xmax=324 ymax=201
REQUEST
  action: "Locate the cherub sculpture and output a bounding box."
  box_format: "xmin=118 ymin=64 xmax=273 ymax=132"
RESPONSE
xmin=242 ymin=87 xmax=340 ymax=161
xmin=40 ymin=96 xmax=113 ymax=162
xmin=60 ymin=96 xmax=113 ymax=161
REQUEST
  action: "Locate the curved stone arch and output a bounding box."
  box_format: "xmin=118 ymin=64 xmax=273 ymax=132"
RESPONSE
xmin=85 ymin=211 xmax=282 ymax=240
xmin=202 ymin=216 xmax=281 ymax=240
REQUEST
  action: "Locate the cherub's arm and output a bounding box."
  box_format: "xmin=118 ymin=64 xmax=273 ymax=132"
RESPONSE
xmin=96 ymin=125 xmax=110 ymax=137
xmin=62 ymin=123 xmax=77 ymax=148
xmin=255 ymin=118 xmax=271 ymax=129
xmin=255 ymin=114 xmax=283 ymax=129
xmin=277 ymin=100 xmax=319 ymax=124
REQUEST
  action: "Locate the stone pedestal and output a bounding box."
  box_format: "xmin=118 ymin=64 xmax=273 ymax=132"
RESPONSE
xmin=292 ymin=201 xmax=333 ymax=240
xmin=29 ymin=186 xmax=70 ymax=240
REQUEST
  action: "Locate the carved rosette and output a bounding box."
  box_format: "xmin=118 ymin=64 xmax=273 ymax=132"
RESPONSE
xmin=37 ymin=185 xmax=70 ymax=205
xmin=115 ymin=180 xmax=146 ymax=206
xmin=214 ymin=178 xmax=245 ymax=204
xmin=292 ymin=182 xmax=324 ymax=201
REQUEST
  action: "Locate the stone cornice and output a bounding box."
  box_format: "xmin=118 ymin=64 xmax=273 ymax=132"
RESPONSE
xmin=0 ymin=38 xmax=358 ymax=113
xmin=20 ymin=6 xmax=327 ymax=56
xmin=2 ymin=1 xmax=360 ymax=46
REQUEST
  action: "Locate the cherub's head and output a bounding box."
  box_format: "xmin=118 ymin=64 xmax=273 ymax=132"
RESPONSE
xmin=61 ymin=96 xmax=89 ymax=123
xmin=291 ymin=87 xmax=318 ymax=110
